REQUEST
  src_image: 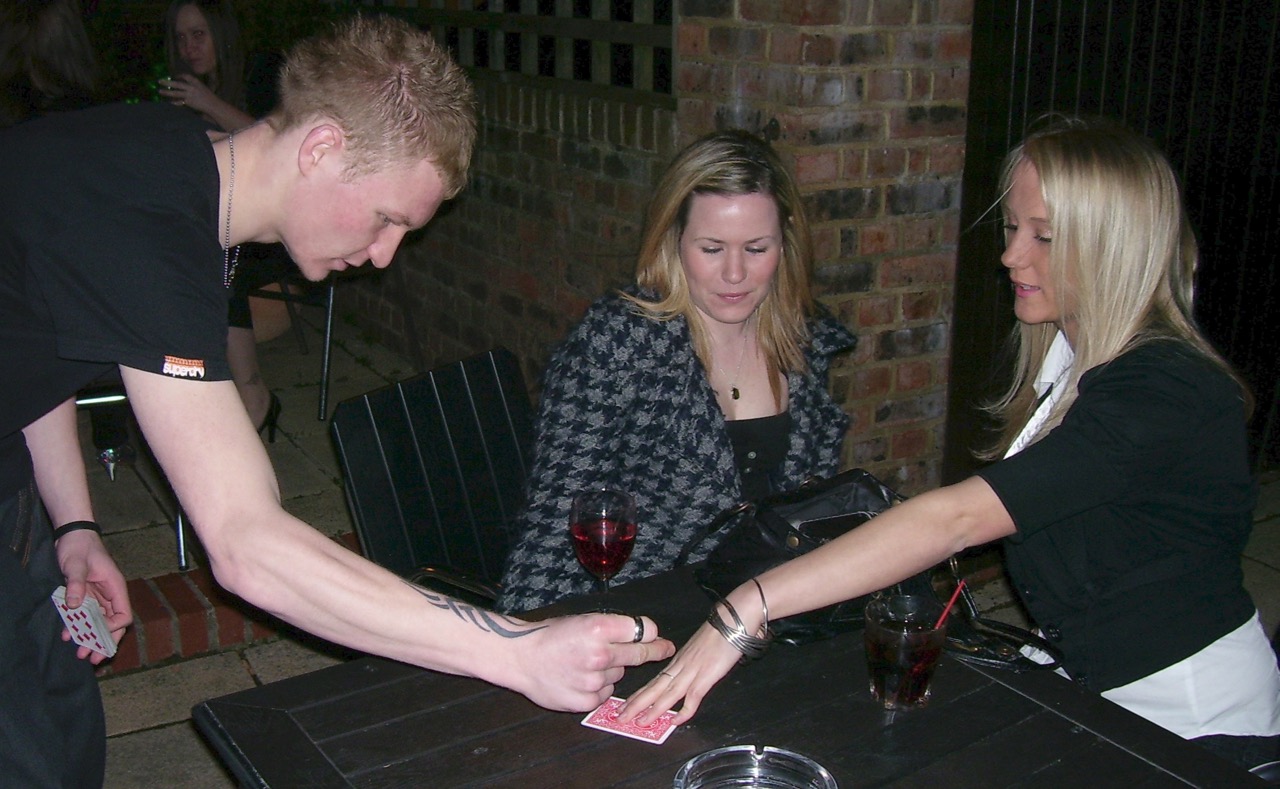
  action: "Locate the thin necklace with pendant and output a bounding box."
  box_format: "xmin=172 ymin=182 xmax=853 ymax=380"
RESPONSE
xmin=222 ymin=132 xmax=241 ymax=287
xmin=717 ymin=323 xmax=752 ymax=401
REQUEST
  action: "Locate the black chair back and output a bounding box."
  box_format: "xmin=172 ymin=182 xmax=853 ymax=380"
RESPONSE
xmin=331 ymin=348 xmax=533 ymax=592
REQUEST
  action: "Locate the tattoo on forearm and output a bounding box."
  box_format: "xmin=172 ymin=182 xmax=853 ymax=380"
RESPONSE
xmin=402 ymin=581 xmax=548 ymax=639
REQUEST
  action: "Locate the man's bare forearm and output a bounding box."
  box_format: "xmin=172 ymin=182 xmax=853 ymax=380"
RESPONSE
xmin=403 ymin=581 xmax=547 ymax=638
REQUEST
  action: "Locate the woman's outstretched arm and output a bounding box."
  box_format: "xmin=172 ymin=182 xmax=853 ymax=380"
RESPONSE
xmin=621 ymin=476 xmax=1017 ymax=724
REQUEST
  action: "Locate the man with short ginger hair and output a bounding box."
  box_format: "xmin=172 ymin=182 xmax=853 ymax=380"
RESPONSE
xmin=0 ymin=15 xmax=672 ymax=785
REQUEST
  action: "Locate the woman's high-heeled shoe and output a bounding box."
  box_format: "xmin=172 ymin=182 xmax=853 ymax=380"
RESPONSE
xmin=258 ymin=393 xmax=283 ymax=443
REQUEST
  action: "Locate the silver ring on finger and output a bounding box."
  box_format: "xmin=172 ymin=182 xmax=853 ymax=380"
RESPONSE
xmin=631 ymin=615 xmax=645 ymax=643
xmin=659 ymin=670 xmax=676 ymax=679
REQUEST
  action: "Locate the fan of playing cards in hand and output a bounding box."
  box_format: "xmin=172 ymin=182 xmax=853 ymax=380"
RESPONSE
xmin=52 ymin=585 xmax=118 ymax=658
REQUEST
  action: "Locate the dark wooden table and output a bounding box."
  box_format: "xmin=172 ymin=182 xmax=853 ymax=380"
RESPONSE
xmin=194 ymin=568 xmax=1263 ymax=787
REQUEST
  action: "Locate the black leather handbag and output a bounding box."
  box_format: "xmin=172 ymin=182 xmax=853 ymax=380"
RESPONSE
xmin=680 ymin=468 xmax=1063 ymax=671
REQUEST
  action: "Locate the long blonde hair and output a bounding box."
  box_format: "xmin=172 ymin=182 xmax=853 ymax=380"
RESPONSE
xmin=623 ymin=130 xmax=815 ymax=405
xmin=984 ymin=116 xmax=1248 ymax=457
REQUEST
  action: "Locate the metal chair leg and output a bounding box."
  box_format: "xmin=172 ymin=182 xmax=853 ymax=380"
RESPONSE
xmin=176 ymin=509 xmax=190 ymax=572
xmin=318 ymin=276 xmax=336 ymax=421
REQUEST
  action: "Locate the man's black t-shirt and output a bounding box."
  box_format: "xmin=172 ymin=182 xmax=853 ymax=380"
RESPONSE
xmin=0 ymin=102 xmax=234 ymax=494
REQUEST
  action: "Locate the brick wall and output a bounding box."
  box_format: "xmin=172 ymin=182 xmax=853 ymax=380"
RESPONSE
xmin=348 ymin=81 xmax=678 ymax=397
xmin=349 ymin=0 xmax=973 ymax=494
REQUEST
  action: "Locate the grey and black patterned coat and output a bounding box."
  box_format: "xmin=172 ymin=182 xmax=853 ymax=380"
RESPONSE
xmin=496 ymin=288 xmax=856 ymax=613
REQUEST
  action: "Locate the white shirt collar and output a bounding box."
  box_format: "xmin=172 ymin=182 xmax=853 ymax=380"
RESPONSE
xmin=1005 ymin=330 xmax=1074 ymax=459
xmin=1035 ymin=330 xmax=1074 ymax=398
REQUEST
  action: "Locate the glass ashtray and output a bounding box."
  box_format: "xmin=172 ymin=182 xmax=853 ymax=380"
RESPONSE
xmin=672 ymin=745 xmax=838 ymax=788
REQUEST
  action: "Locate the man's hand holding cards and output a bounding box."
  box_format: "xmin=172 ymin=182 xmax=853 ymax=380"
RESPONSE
xmin=581 ymin=696 xmax=679 ymax=745
xmin=52 ymin=585 xmax=118 ymax=659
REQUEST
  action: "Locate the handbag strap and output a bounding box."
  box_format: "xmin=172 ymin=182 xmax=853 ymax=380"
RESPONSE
xmin=680 ymin=471 xmax=856 ymax=567
xmin=676 ymin=500 xmax=753 ymax=567
xmin=676 ymin=472 xmax=846 ymax=567
xmin=943 ymin=557 xmax=1065 ymax=672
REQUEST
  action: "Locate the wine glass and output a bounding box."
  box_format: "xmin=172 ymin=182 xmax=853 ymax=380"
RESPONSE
xmin=569 ymin=489 xmax=637 ymax=598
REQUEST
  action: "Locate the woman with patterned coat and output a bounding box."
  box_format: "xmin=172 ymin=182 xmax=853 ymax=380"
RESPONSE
xmin=498 ymin=131 xmax=856 ymax=613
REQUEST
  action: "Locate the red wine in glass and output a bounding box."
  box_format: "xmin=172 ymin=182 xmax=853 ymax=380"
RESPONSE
xmin=570 ymin=518 xmax=637 ymax=582
xmin=569 ymin=490 xmax=637 ymax=595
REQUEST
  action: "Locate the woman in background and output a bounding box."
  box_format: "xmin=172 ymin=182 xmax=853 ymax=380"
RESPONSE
xmin=0 ymin=0 xmax=98 ymax=125
xmin=497 ymin=130 xmax=856 ymax=613
xmin=158 ymin=0 xmax=252 ymax=130
xmin=160 ymin=0 xmax=281 ymax=436
xmin=623 ymin=117 xmax=1280 ymax=771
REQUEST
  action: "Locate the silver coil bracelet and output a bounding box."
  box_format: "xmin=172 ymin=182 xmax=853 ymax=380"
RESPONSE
xmin=706 ymin=578 xmax=772 ymax=662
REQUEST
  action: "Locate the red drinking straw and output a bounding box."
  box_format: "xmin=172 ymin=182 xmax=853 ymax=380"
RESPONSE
xmin=934 ymin=579 xmax=967 ymax=629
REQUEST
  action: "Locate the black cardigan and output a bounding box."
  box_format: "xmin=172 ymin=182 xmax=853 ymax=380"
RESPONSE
xmin=980 ymin=340 xmax=1258 ymax=691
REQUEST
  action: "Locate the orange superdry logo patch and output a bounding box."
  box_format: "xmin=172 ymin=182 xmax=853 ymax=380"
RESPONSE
xmin=162 ymin=355 xmax=206 ymax=379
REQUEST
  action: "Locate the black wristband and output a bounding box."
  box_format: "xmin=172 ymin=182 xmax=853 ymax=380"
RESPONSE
xmin=52 ymin=520 xmax=103 ymax=541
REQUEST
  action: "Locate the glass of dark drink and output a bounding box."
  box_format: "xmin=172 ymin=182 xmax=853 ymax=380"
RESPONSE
xmin=863 ymin=594 xmax=947 ymax=710
xmin=569 ymin=489 xmax=637 ymax=596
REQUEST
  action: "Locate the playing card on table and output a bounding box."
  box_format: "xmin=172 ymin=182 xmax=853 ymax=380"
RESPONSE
xmin=51 ymin=586 xmax=117 ymax=658
xmin=581 ymin=696 xmax=678 ymax=745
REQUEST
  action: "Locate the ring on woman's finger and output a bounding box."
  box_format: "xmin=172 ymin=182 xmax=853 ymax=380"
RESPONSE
xmin=658 ymin=670 xmax=676 ymax=679
xmin=631 ymin=615 xmax=645 ymax=643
